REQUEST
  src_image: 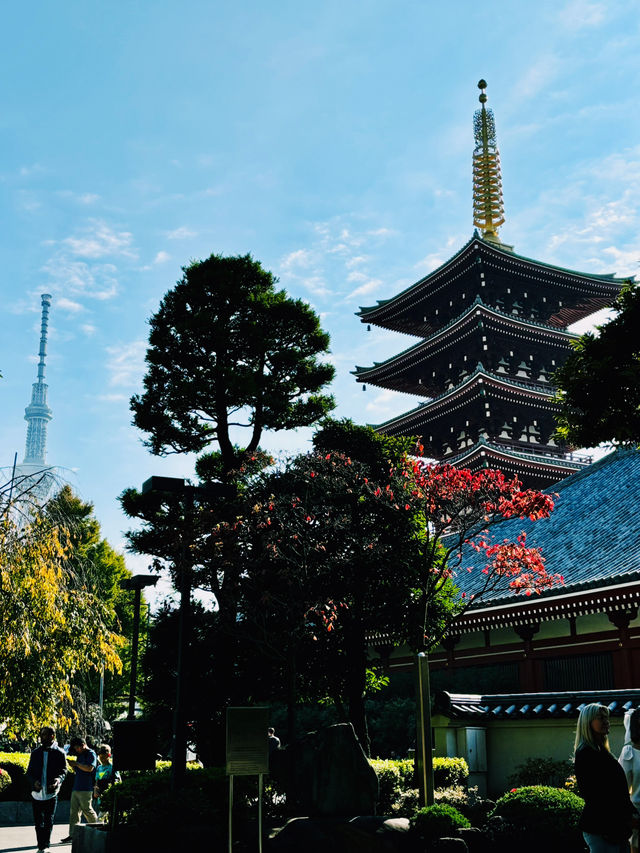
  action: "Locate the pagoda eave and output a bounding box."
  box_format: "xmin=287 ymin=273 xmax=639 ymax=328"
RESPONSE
xmin=442 ymin=439 xmax=586 ymax=490
xmin=376 ymin=369 xmax=557 ymax=436
xmin=358 ymin=235 xmax=627 ymax=336
xmin=354 ymin=299 xmax=578 ymax=396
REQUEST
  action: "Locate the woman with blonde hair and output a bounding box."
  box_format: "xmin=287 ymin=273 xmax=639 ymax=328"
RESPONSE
xmin=574 ymin=703 xmax=633 ymax=853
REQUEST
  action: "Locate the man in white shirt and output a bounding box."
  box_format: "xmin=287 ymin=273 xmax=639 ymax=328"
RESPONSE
xmin=26 ymin=726 xmax=67 ymax=853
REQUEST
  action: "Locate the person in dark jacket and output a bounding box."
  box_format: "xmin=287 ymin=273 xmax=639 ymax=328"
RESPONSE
xmin=575 ymin=703 xmax=633 ymax=853
xmin=26 ymin=726 xmax=67 ymax=853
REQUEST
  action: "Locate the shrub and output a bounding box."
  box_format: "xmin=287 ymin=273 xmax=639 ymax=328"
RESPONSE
xmin=491 ymin=786 xmax=584 ymax=853
xmin=508 ymin=757 xmax=573 ymax=789
xmin=370 ymin=759 xmax=402 ymax=814
xmin=0 ymin=753 xmax=30 ymax=801
xmin=411 ymin=803 xmax=470 ymax=843
xmin=101 ymin=766 xmax=227 ymax=833
xmin=434 ymin=785 xmax=494 ymax=826
xmin=433 ymin=756 xmax=468 ymax=788
xmin=390 ymin=788 xmax=420 ymax=817
xmin=395 ymin=758 xmax=415 ymax=790
xmin=0 ymin=768 xmax=12 ymax=795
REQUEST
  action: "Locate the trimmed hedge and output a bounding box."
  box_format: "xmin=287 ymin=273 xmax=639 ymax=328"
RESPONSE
xmin=433 ymin=756 xmax=468 ymax=788
xmin=0 ymin=753 xmax=30 ymax=802
xmin=411 ymin=803 xmax=470 ymax=842
xmin=0 ymin=767 xmax=12 ymax=795
xmin=491 ymin=786 xmax=584 ymax=852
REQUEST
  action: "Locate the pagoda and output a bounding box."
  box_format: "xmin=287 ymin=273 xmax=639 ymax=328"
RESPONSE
xmin=354 ymin=81 xmax=631 ymax=489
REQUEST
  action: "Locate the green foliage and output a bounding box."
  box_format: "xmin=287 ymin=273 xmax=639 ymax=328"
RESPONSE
xmin=391 ymin=788 xmax=420 ymax=817
xmin=411 ymin=803 xmax=471 ymax=841
xmin=43 ymin=487 xmax=134 ymax=717
xmin=370 ymin=759 xmax=403 ymax=813
xmin=130 ymin=252 xmax=335 ymax=467
xmin=0 ymin=767 xmax=11 ymax=794
xmin=101 ymin=766 xmax=227 ymax=838
xmin=0 ymin=493 xmax=124 ymax=736
xmin=0 ymin=755 xmax=26 ymax=801
xmin=508 ymin=757 xmax=574 ymax=790
xmin=555 ymin=282 xmax=640 ymax=447
xmin=491 ymin=786 xmax=584 ymax=851
xmin=433 ymin=756 xmax=469 ymax=788
xmin=434 ymin=785 xmax=494 ymax=826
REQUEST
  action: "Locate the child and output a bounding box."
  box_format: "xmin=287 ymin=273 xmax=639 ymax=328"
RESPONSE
xmin=93 ymin=744 xmax=121 ymax=819
xmin=619 ymin=707 xmax=640 ymax=853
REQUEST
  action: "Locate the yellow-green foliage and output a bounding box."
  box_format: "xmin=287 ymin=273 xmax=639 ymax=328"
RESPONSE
xmin=370 ymin=757 xmax=470 ymax=813
xmin=0 ymin=511 xmax=124 ymax=737
xmin=0 ymin=752 xmax=30 ymax=801
xmin=433 ymin=756 xmax=468 ymax=788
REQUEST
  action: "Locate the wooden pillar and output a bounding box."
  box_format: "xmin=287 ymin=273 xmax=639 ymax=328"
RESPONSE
xmin=515 ymin=623 xmax=540 ymax=692
xmin=441 ymin=634 xmax=461 ymax=667
xmin=608 ymin=609 xmax=637 ymax=688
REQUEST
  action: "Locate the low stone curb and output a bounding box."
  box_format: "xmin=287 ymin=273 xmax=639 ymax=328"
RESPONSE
xmin=0 ymin=799 xmax=71 ymax=826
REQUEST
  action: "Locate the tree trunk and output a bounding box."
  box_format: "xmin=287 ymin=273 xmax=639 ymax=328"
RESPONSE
xmin=345 ymin=628 xmax=371 ymax=757
xmin=286 ymin=643 xmax=297 ymax=747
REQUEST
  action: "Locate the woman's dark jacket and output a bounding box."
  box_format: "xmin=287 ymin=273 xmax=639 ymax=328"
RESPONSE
xmin=575 ymin=743 xmax=633 ymax=840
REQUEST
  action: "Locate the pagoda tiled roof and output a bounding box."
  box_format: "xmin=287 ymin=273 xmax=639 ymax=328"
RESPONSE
xmin=450 ymin=448 xmax=640 ymax=621
xmin=353 ymin=296 xmax=577 ymax=386
xmin=442 ymin=435 xmax=586 ymax=472
xmin=357 ymin=233 xmax=630 ymax=332
xmin=433 ymin=688 xmax=640 ymax=720
xmin=374 ymin=363 xmax=556 ymax=434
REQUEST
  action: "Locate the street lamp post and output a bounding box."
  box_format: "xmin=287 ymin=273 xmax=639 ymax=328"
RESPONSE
xmin=141 ymin=475 xmax=234 ymax=792
xmin=119 ymin=574 xmax=160 ymax=720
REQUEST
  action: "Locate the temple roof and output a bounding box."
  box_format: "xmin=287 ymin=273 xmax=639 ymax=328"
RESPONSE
xmin=450 ymin=448 xmax=640 ymax=625
xmin=354 ymin=296 xmax=577 ymax=395
xmin=433 ymin=689 xmax=640 ymax=720
xmin=357 ymin=234 xmax=629 ymax=336
xmin=443 ymin=436 xmax=586 ymax=474
xmin=375 ymin=363 xmax=557 ymax=436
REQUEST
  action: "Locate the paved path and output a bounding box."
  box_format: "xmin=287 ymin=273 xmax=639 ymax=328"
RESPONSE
xmin=0 ymin=821 xmax=72 ymax=853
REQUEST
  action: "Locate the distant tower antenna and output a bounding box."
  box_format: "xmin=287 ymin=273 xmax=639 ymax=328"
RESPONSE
xmin=23 ymin=294 xmax=53 ymax=465
xmin=473 ymin=79 xmax=506 ymax=243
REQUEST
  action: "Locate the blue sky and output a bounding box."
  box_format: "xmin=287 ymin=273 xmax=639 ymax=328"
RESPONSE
xmin=2 ymin=0 xmax=639 ymax=593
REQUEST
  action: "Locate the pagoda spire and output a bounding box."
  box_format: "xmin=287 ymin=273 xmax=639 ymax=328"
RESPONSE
xmin=473 ymin=79 xmax=505 ymax=243
xmin=23 ymin=293 xmax=53 ymax=465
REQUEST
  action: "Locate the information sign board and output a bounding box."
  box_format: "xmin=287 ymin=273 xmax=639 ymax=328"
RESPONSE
xmin=225 ymin=706 xmax=269 ymax=775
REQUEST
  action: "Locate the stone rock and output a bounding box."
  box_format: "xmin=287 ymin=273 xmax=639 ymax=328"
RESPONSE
xmin=268 ymin=816 xmax=413 ymax=853
xmin=432 ymin=838 xmax=468 ymax=853
xmin=458 ymin=827 xmax=488 ymax=853
xmin=272 ymin=723 xmax=378 ymax=816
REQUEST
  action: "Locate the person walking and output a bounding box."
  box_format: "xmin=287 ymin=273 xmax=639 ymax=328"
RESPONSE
xmin=26 ymin=726 xmax=67 ymax=853
xmin=60 ymin=735 xmax=98 ymax=843
xmin=574 ymin=703 xmax=633 ymax=853
xmin=619 ymin=708 xmax=640 ymax=853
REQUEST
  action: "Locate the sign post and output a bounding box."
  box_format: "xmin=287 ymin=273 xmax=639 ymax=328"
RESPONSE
xmin=226 ymin=707 xmax=269 ymax=853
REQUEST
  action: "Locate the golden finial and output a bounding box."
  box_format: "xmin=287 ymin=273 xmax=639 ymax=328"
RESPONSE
xmin=473 ymin=79 xmax=505 ymax=243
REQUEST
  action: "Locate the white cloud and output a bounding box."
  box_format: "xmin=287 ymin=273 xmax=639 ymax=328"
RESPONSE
xmin=97 ymin=393 xmax=129 ymax=403
xmin=82 ymin=324 xmax=97 ymax=337
xmin=57 ymin=190 xmax=100 ymax=205
xmin=347 ymin=279 xmax=384 ymax=300
xmin=62 ymin=219 xmax=136 ymax=259
xmin=153 ymin=251 xmax=171 ymax=264
xmin=42 ymin=258 xmax=119 ymax=301
xmin=105 ymin=340 xmax=147 ymax=388
xmin=281 ymin=248 xmax=314 ymax=271
xmin=57 ymin=297 xmax=84 ymax=313
xmin=557 ymin=0 xmax=606 ymax=29
xmin=166 ymin=226 xmax=197 ymax=240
